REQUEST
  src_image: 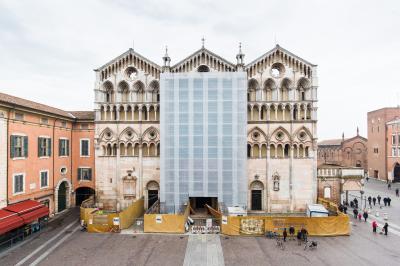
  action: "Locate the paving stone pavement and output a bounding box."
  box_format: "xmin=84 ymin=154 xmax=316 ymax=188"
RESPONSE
xmin=183 ymin=235 xmax=225 ymax=266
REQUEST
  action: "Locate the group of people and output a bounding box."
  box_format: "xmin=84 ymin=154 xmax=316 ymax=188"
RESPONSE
xmin=281 ymin=226 xmax=308 ymax=244
xmin=367 ymin=195 xmax=392 ymax=207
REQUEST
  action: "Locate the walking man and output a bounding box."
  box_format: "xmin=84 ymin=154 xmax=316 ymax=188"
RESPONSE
xmin=372 ymin=221 xmax=378 ymax=233
xmin=383 ymin=223 xmax=389 ymax=236
xmin=377 ymin=195 xmax=381 ymax=205
xmin=373 ymin=197 xmax=377 ymax=206
xmin=353 ymin=208 xmax=358 ymax=219
xmin=396 ymin=188 xmax=399 ymax=197
xmin=384 ymin=197 xmax=387 ymax=207
xmin=388 ymin=183 xmax=392 ymax=190
xmin=283 ymin=228 xmax=288 ymax=242
xmin=368 ymin=196 xmax=372 ymax=207
xmin=363 ymin=210 xmax=368 ymax=222
xmin=388 ymin=197 xmax=392 ymax=207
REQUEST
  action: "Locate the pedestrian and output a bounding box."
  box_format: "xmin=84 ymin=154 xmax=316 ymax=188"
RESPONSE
xmin=366 ymin=176 xmax=370 ymax=182
xmin=372 ymin=221 xmax=378 ymax=233
xmin=373 ymin=197 xmax=376 ymax=206
xmin=388 ymin=183 xmax=391 ymax=190
xmin=354 ymin=198 xmax=358 ymax=208
xmin=368 ymin=196 xmax=372 ymax=207
xmin=396 ymin=188 xmax=399 ymax=197
xmin=358 ymin=213 xmax=362 ymax=221
xmin=350 ymin=201 xmax=354 ymax=208
xmin=343 ymin=205 xmax=348 ymax=214
xmin=338 ymin=204 xmax=343 ymax=213
xmin=353 ymin=208 xmax=358 ymax=219
xmin=297 ymin=231 xmax=302 ymax=245
xmin=388 ymin=197 xmax=391 ymax=207
xmin=363 ymin=211 xmax=368 ymax=222
xmin=301 ymin=228 xmax=308 ymax=242
xmin=289 ymin=226 xmax=295 ymax=240
xmin=377 ymin=195 xmax=381 ymax=205
xmin=283 ymin=228 xmax=288 ymax=242
xmin=383 ymin=222 xmax=389 ymax=236
xmin=383 ymin=197 xmax=387 ymax=207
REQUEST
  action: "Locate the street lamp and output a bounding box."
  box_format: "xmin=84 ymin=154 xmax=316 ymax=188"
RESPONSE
xmin=360 ymin=178 xmax=365 ymax=210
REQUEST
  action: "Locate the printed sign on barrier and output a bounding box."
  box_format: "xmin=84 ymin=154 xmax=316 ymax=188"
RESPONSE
xmin=222 ymin=216 xmax=228 ymax=225
xmin=156 ymin=215 xmax=162 ymax=224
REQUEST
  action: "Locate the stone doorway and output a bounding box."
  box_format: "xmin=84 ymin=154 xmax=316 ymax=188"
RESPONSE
xmin=58 ymin=181 xmax=68 ymax=212
xmin=394 ymin=163 xmax=400 ymax=182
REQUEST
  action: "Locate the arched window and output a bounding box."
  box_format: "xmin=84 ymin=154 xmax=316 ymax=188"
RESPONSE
xmin=119 ymin=143 xmax=126 ymax=156
xmin=134 ymin=143 xmax=139 ymax=156
xmin=127 ymin=143 xmax=133 ymax=156
xmin=247 ymin=144 xmax=252 ymax=158
xmin=253 ymin=144 xmax=260 ymax=158
xmin=197 ymin=65 xmax=210 ymax=72
xmin=284 ymin=144 xmax=290 ymax=158
xmin=324 ymin=187 xmax=331 ymax=198
xmin=270 ymin=144 xmax=276 ymax=158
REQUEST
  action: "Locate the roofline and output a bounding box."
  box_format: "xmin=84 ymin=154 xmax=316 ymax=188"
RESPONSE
xmin=245 ymin=44 xmax=317 ymax=68
xmin=171 ymin=47 xmax=236 ymax=69
xmin=0 ymin=101 xmax=75 ymax=121
xmin=367 ymin=106 xmax=400 ymax=114
xmin=94 ymin=48 xmax=161 ymax=72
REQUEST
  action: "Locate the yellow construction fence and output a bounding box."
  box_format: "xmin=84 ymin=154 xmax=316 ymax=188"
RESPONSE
xmin=144 ymin=203 xmax=190 ymax=233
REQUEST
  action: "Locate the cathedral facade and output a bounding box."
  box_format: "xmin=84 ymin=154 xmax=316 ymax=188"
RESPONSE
xmin=94 ymin=43 xmax=318 ymax=213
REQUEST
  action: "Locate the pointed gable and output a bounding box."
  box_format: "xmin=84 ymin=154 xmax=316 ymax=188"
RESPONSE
xmin=245 ymin=44 xmax=316 ymax=78
xmin=171 ymin=47 xmax=236 ymax=73
xmin=95 ymin=48 xmax=162 ymax=81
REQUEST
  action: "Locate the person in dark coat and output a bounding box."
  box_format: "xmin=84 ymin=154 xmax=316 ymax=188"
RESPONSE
xmin=373 ymin=197 xmax=377 ymax=206
xmin=363 ymin=211 xmax=368 ymax=222
xmin=353 ymin=208 xmax=358 ymax=219
xmin=388 ymin=183 xmax=391 ymax=190
xmin=396 ymin=188 xmax=399 ymax=197
xmin=297 ymin=231 xmax=302 ymax=245
xmin=377 ymin=195 xmax=381 ymax=205
xmin=283 ymin=228 xmax=288 ymax=242
xmin=354 ymin=198 xmax=358 ymax=208
xmin=289 ymin=226 xmax=295 ymax=240
xmin=343 ymin=205 xmax=348 ymax=214
xmin=383 ymin=197 xmax=387 ymax=207
xmin=368 ymin=196 xmax=372 ymax=207
xmin=388 ymin=197 xmax=391 ymax=206
xmin=383 ymin=223 xmax=389 ymax=235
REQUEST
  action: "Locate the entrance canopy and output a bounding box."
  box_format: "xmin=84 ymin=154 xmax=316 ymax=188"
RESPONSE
xmin=4 ymin=200 xmax=49 ymax=224
xmin=0 ymin=209 xmax=24 ymax=235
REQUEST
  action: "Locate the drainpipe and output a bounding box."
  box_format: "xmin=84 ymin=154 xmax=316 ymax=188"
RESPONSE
xmin=52 ymin=118 xmax=58 ymax=211
xmin=70 ymin=119 xmax=73 ymax=203
xmin=6 ymin=108 xmax=12 ymax=205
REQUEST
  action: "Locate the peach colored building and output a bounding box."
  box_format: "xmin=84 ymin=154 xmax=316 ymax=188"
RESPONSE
xmin=0 ymin=92 xmax=95 ymax=214
xmin=367 ymin=107 xmax=400 ymax=180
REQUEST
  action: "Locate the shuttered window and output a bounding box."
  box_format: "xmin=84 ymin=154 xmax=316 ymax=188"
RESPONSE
xmin=78 ymin=168 xmax=92 ymax=181
xmin=10 ymin=135 xmax=28 ymax=158
xmin=80 ymin=139 xmax=89 ymax=156
xmin=38 ymin=137 xmax=52 ymax=157
xmin=59 ymin=139 xmax=69 ymax=156
xmin=13 ymin=174 xmax=24 ymax=194
xmin=40 ymin=171 xmax=49 ymax=188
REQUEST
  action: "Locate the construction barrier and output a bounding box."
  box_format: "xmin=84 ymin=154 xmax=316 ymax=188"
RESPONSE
xmin=220 ymin=212 xmax=350 ymax=236
xmin=118 ymin=197 xmax=145 ymax=229
xmin=80 ymin=197 xmax=145 ymax=233
xmin=144 ymin=203 xmax=190 ymax=233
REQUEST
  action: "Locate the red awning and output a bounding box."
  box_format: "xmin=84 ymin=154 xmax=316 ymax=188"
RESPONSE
xmin=0 ymin=209 xmax=24 ymax=235
xmin=4 ymin=200 xmax=49 ymax=224
xmin=20 ymin=206 xmax=49 ymax=224
xmin=4 ymin=200 xmax=43 ymax=215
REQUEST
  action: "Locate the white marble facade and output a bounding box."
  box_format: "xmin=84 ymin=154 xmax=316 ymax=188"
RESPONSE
xmin=94 ymin=43 xmax=318 ymax=212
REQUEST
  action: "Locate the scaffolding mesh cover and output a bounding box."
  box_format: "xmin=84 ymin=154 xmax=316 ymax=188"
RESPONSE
xmin=160 ymin=72 xmax=247 ymax=213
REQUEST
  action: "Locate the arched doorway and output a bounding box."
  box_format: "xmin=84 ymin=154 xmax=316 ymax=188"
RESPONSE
xmin=394 ymin=163 xmax=400 ymax=182
xmin=250 ymin=181 xmax=264 ymax=211
xmin=75 ymin=187 xmax=95 ymax=206
xmin=147 ymin=181 xmax=159 ymax=209
xmin=58 ymin=181 xmax=68 ymax=212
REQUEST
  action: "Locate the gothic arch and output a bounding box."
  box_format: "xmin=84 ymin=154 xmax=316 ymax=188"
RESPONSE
xmin=270 ymin=126 xmax=292 ymax=142
xmin=142 ymin=126 xmax=160 ymax=141
xmin=293 ymin=126 xmax=313 ymax=142
xmin=99 ymin=127 xmax=115 ymax=141
xmin=119 ymin=127 xmax=139 ymax=140
xmin=247 ymin=127 xmax=268 ymax=143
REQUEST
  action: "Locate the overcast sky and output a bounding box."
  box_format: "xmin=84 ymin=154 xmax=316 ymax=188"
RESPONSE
xmin=1 ymin=0 xmax=399 ymax=140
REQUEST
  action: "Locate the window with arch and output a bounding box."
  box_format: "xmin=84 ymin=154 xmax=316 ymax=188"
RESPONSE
xmin=323 ymin=186 xmax=331 ymax=198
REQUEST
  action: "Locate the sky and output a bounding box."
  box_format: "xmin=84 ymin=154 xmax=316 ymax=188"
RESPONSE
xmin=1 ymin=0 xmax=400 ymax=140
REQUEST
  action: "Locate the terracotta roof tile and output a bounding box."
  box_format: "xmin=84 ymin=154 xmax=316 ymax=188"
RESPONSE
xmin=0 ymin=92 xmax=73 ymax=118
xmin=69 ymin=111 xmax=94 ymax=120
xmin=318 ymin=139 xmax=344 ymax=146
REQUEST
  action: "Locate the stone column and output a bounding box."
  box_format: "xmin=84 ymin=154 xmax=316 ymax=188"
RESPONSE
xmin=289 ymin=146 xmax=294 ymax=212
